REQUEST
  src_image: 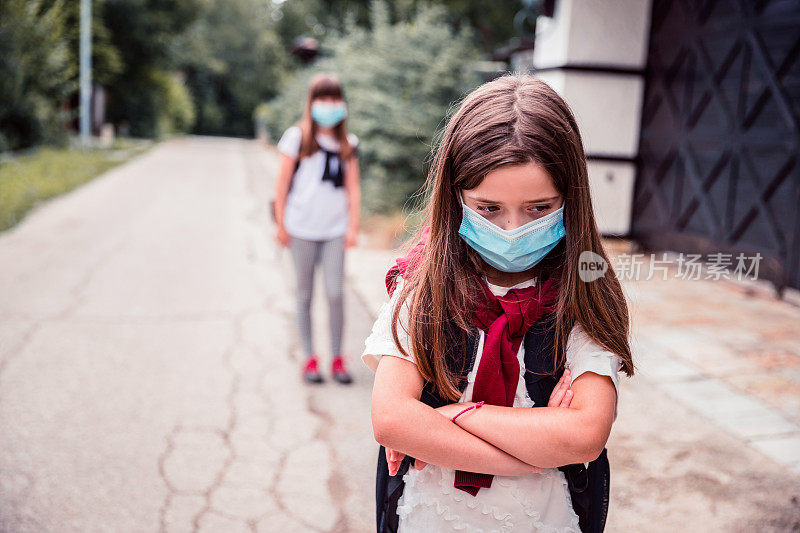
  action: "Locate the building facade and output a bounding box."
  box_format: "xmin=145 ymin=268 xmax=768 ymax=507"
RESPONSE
xmin=518 ymin=0 xmax=800 ymax=293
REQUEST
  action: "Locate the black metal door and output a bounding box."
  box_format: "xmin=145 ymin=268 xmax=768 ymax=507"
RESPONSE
xmin=633 ymin=0 xmax=800 ymax=292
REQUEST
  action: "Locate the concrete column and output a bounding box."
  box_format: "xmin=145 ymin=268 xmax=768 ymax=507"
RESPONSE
xmin=513 ymin=0 xmax=652 ymax=235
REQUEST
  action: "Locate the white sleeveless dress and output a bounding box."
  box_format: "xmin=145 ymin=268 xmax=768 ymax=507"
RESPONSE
xmin=362 ymin=277 xmax=622 ymax=533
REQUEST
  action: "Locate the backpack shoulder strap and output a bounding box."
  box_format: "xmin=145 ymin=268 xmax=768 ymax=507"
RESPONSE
xmin=376 ymin=446 xmax=411 ymax=532
xmin=560 ymin=449 xmax=610 ymax=532
xmin=287 ymin=156 xmax=300 ymax=192
xmin=521 ymin=319 xmax=610 ymax=532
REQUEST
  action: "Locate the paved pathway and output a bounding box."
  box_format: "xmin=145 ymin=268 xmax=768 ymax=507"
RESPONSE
xmin=0 ymin=138 xmax=375 ymax=532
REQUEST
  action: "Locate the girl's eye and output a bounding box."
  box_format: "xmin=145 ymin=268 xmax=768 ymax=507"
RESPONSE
xmin=531 ymin=204 xmax=551 ymax=213
xmin=476 ymin=205 xmax=500 ymax=214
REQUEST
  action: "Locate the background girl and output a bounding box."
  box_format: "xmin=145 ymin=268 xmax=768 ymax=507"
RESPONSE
xmin=274 ymin=73 xmax=361 ymax=384
xmin=363 ymin=74 xmax=634 ymax=531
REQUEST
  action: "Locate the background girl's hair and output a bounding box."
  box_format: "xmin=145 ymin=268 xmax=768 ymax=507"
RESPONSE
xmin=391 ymin=73 xmax=634 ymax=401
xmin=296 ymin=73 xmax=355 ymax=160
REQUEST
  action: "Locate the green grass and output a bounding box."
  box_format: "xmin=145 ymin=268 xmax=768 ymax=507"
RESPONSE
xmin=0 ymin=140 xmax=152 ymax=232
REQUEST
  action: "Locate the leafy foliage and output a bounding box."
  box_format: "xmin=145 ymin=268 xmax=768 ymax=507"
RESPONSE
xmin=1 ymin=0 xmax=512 ymax=150
xmin=272 ymin=0 xmax=527 ymax=55
xmin=175 ymin=0 xmax=289 ymax=136
xmin=264 ymin=1 xmax=482 ymax=212
xmin=0 ymin=0 xmax=74 ymax=151
xmin=63 ymin=0 xmax=124 ymax=88
xmin=101 ymin=0 xmax=206 ymax=137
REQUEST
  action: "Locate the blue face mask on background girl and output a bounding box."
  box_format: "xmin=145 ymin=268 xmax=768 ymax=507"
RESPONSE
xmin=458 ymin=194 xmax=566 ymax=273
xmin=311 ymin=102 xmax=347 ymax=128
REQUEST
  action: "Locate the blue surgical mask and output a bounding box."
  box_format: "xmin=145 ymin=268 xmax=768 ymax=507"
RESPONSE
xmin=311 ymin=102 xmax=347 ymax=128
xmin=458 ymin=195 xmax=566 ymax=273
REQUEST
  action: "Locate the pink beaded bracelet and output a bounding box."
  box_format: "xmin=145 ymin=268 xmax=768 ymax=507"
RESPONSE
xmin=451 ymin=401 xmax=485 ymax=422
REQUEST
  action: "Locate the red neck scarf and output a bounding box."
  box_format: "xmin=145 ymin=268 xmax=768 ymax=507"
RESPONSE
xmin=385 ymin=229 xmax=559 ymax=496
xmin=454 ymin=275 xmax=558 ymax=495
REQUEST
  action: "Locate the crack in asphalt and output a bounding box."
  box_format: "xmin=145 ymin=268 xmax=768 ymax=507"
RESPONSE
xmin=0 ymin=238 xmax=126 ymax=401
xmin=244 ymin=143 xmax=331 ymax=532
xmin=154 ymin=142 xmax=337 ymax=533
xmin=0 ymin=322 xmax=40 ymax=393
xmin=309 ymin=394 xmax=352 ymax=533
xmin=156 ymin=309 xmax=266 ymax=532
xmin=251 ymin=341 xmax=296 ymax=532
xmin=245 ymin=143 xmax=344 ymax=531
xmin=249 ymin=141 xmax=361 ymax=532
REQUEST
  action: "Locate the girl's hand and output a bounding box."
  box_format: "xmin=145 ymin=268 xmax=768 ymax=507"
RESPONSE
xmin=344 ymin=226 xmax=358 ymax=248
xmin=386 ymin=447 xmax=404 ymax=476
xmin=275 ymin=226 xmax=290 ymax=247
xmin=548 ymin=368 xmax=573 ymax=408
xmin=386 ymin=447 xmax=427 ymax=475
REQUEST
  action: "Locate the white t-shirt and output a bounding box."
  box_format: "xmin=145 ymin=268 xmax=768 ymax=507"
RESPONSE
xmin=276 ymin=126 xmax=359 ymax=241
xmin=362 ymin=276 xmax=623 ymax=532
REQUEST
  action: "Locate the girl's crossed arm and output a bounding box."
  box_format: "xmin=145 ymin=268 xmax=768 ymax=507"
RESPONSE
xmin=437 ymin=372 xmax=617 ymax=469
xmin=371 ymin=355 xmax=539 ymax=477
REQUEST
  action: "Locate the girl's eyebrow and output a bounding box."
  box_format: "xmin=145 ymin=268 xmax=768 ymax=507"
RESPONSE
xmin=525 ymin=196 xmax=561 ymax=204
xmin=470 ymin=195 xmax=560 ymax=204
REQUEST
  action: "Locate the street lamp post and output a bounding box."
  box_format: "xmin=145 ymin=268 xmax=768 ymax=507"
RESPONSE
xmin=79 ymin=0 xmax=92 ymax=147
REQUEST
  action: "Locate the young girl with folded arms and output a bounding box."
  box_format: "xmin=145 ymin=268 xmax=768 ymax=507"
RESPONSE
xmin=362 ymin=74 xmax=634 ymax=531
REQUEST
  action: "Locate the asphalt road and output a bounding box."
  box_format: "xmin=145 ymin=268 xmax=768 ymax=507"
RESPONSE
xmin=0 ymin=138 xmax=376 ymax=533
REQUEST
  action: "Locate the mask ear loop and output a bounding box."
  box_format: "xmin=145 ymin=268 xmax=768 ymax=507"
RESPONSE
xmin=458 ymin=189 xmax=478 ymax=215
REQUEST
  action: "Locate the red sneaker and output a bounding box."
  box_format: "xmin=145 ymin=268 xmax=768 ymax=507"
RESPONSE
xmin=302 ymin=356 xmax=324 ymax=384
xmin=331 ymin=355 xmax=353 ymax=384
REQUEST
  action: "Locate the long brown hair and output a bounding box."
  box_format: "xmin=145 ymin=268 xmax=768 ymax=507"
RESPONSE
xmin=391 ymin=74 xmax=634 ymax=401
xmin=296 ymin=73 xmax=355 ymax=160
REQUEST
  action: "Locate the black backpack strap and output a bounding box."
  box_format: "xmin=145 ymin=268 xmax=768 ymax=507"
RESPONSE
xmin=289 ymin=157 xmax=300 ymax=191
xmin=586 ymin=449 xmax=610 ymax=532
xmin=559 ymin=462 xmax=588 ymax=528
xmin=321 ymin=150 xmax=344 ymax=187
xmin=559 ymin=449 xmax=610 ymax=532
xmin=376 ymin=446 xmax=412 ymax=532
xmin=523 ymin=320 xmax=610 ymax=532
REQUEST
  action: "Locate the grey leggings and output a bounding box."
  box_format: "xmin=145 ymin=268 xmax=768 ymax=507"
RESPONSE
xmin=289 ymin=235 xmax=345 ymax=359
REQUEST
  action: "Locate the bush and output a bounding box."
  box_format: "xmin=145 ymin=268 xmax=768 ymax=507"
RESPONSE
xmin=263 ymin=1 xmax=482 ymax=212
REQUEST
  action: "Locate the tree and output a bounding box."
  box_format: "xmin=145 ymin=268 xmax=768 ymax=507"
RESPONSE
xmin=0 ymin=0 xmax=74 ymax=151
xmin=406 ymin=0 xmax=527 ymax=54
xmin=63 ymin=0 xmax=123 ymax=89
xmin=264 ymin=1 xmax=482 ymax=211
xmin=272 ymin=0 xmax=527 ymax=56
xmin=175 ymin=0 xmax=289 ymax=136
xmin=101 ymin=0 xmax=206 ymax=137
